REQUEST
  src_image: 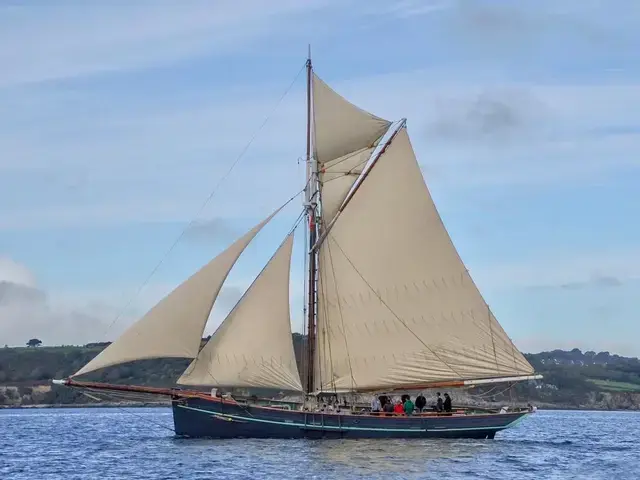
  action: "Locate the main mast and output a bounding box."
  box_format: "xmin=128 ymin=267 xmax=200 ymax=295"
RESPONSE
xmin=304 ymin=48 xmax=318 ymax=395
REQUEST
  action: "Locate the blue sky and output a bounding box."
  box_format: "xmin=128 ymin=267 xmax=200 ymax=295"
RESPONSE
xmin=0 ymin=0 xmax=638 ymax=355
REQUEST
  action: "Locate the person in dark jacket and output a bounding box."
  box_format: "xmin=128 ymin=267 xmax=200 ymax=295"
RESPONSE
xmin=435 ymin=392 xmax=443 ymax=412
xmin=383 ymin=400 xmax=394 ymax=416
xmin=443 ymin=393 xmax=452 ymax=412
xmin=415 ymin=393 xmax=426 ymax=412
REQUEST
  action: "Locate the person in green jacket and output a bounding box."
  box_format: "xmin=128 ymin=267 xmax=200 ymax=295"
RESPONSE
xmin=403 ymin=396 xmax=415 ymax=415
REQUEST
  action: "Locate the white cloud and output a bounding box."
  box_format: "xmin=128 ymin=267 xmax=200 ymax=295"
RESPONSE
xmin=0 ymin=256 xmax=306 ymax=347
xmin=0 ymin=257 xmax=37 ymax=287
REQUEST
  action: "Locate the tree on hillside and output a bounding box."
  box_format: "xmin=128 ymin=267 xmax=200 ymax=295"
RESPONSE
xmin=26 ymin=338 xmax=42 ymax=347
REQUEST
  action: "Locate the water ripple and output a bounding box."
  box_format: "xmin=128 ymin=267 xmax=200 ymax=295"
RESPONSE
xmin=1 ymin=408 xmax=639 ymax=479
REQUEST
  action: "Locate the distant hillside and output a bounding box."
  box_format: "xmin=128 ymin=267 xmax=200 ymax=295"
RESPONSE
xmin=516 ymin=348 xmax=640 ymax=409
xmin=1 ymin=340 xmax=639 ymax=409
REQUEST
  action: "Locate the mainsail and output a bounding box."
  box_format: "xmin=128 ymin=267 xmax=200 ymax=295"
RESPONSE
xmin=310 ymin=76 xmax=534 ymax=393
xmin=178 ymin=233 xmax=302 ymax=391
xmin=73 ymin=208 xmax=281 ymax=377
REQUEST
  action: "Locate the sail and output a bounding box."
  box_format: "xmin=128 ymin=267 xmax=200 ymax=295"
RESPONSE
xmin=177 ymin=233 xmax=302 ymax=391
xmin=312 ymin=73 xmax=391 ymax=165
xmin=73 ymin=210 xmax=280 ymax=377
xmin=314 ymin=128 xmax=534 ymax=393
xmin=319 ymin=146 xmax=374 ymax=224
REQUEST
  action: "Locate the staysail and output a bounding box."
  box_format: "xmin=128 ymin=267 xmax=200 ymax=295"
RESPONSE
xmin=178 ymin=233 xmax=302 ymax=391
xmin=73 ymin=209 xmax=281 ymax=377
xmin=319 ymin=146 xmax=374 ymax=223
xmin=313 ymin=127 xmax=534 ymax=393
xmin=312 ymin=73 xmax=391 ymax=165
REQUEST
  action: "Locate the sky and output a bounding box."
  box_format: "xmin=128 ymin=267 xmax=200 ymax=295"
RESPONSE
xmin=0 ymin=0 xmax=638 ymax=356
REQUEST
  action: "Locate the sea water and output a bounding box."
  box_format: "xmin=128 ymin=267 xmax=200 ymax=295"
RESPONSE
xmin=1 ymin=408 xmax=638 ymax=479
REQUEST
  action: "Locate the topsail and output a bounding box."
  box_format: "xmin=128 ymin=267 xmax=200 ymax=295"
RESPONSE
xmin=312 ymin=73 xmax=390 ymax=165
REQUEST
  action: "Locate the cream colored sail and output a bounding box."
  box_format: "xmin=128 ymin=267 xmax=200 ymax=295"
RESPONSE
xmin=314 ymin=128 xmax=534 ymax=393
xmin=319 ymin=146 xmax=374 ymax=224
xmin=73 ymin=210 xmax=280 ymax=377
xmin=312 ymin=73 xmax=391 ymax=165
xmin=178 ymin=233 xmax=302 ymax=392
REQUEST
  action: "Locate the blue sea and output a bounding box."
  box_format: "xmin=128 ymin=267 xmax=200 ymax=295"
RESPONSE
xmin=1 ymin=408 xmax=638 ymax=479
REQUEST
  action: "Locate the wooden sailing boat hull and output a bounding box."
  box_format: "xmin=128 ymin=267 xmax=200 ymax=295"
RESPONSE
xmin=171 ymin=396 xmax=530 ymax=439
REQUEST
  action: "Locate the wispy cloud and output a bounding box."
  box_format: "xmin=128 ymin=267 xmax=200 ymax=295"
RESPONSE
xmin=474 ymin=248 xmax=640 ymax=291
xmin=0 ymin=278 xmax=115 ymax=347
xmin=425 ymin=88 xmax=546 ymax=144
xmin=0 ymin=1 xmax=330 ymax=87
xmin=0 ymin=254 xmax=306 ymax=346
xmin=1 ymin=73 xmax=639 ymax=230
xmin=557 ymin=275 xmax=625 ymax=290
xmin=383 ymin=0 xmax=451 ymax=18
xmin=443 ymin=0 xmax=639 ymax=57
xmin=183 ymin=218 xmax=242 ymax=245
xmin=0 ymin=1 xmax=638 ymax=356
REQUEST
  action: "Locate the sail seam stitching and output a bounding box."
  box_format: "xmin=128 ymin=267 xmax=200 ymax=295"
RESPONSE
xmin=485 ymin=304 xmax=501 ymax=374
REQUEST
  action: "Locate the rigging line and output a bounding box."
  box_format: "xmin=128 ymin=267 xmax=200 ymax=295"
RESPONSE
xmin=302 ymin=205 xmax=309 ymax=390
xmin=325 ymin=236 xmax=357 ymax=392
xmin=319 ymin=154 xmax=372 ymax=189
xmin=463 ymin=384 xmax=501 ymax=398
xmin=80 ymin=390 xmax=176 ymax=433
xmin=327 ymin=233 xmax=463 ymax=379
xmin=321 ymin=167 xmax=366 ymax=181
xmin=465 ymin=383 xmax=516 ymax=400
xmin=317 ymin=250 xmax=335 ymax=395
xmin=320 ymin=147 xmax=372 ymax=170
xmin=100 ymin=61 xmax=308 ymax=337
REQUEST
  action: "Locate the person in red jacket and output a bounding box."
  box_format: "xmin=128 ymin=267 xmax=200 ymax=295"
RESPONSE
xmin=393 ymin=399 xmax=405 ymax=415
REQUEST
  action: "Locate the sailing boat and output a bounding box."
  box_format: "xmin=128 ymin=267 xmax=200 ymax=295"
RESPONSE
xmin=53 ymin=55 xmax=542 ymax=439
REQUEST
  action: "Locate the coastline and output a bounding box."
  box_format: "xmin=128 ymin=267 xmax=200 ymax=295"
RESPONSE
xmin=0 ymin=402 xmax=171 ymax=410
xmin=2 ymin=402 xmax=638 ymax=412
